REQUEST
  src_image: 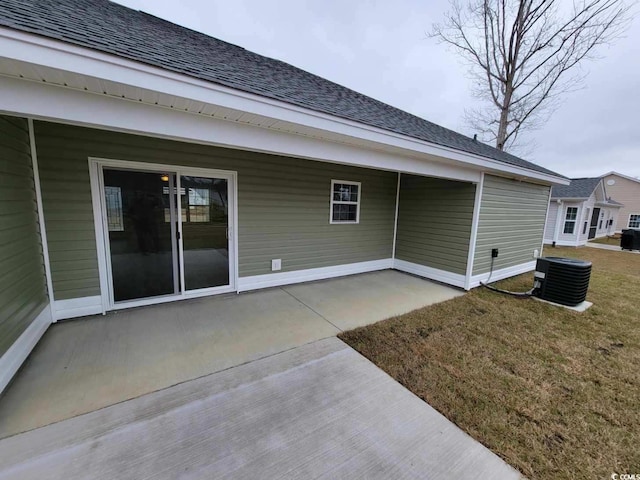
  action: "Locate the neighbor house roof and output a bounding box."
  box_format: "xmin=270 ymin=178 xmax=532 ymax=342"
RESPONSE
xmin=0 ymin=0 xmax=564 ymax=179
xmin=552 ymin=177 xmax=602 ymax=199
xmin=601 ymin=171 xmax=640 ymax=184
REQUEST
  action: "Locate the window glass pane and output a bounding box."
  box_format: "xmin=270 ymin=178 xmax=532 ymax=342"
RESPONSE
xmin=332 ymin=203 xmax=357 ymax=222
xmin=630 ymin=215 xmax=640 ymax=228
xmin=563 ymin=221 xmax=575 ymax=234
xmin=565 ymin=207 xmax=578 ymax=221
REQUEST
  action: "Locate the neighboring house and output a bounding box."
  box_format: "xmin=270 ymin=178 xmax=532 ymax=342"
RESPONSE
xmin=544 ymin=178 xmax=622 ymax=246
xmin=601 ymin=172 xmax=640 ymax=231
xmin=0 ymin=1 xmax=567 ymax=391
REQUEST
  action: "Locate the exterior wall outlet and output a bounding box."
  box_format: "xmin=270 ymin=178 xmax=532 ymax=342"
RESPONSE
xmin=491 ymin=248 xmax=499 ymax=258
xmin=271 ymin=259 xmax=282 ymax=271
xmin=534 ymin=249 xmax=539 ymax=258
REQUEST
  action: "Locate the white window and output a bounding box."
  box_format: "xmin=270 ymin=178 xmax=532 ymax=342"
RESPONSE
xmin=563 ymin=207 xmax=578 ymax=234
xmin=104 ymin=186 xmax=124 ymax=232
xmin=330 ymin=180 xmax=361 ymax=224
xmin=629 ymin=214 xmax=640 ymax=229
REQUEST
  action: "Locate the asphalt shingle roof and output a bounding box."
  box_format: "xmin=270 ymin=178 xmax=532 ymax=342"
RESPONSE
xmin=0 ymin=0 xmax=563 ymax=179
xmin=552 ymin=178 xmax=601 ymax=198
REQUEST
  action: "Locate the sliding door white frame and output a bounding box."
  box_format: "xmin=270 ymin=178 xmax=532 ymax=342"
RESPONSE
xmin=88 ymin=157 xmax=238 ymax=313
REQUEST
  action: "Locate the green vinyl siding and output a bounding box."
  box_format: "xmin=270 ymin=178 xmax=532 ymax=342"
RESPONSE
xmin=395 ymin=174 xmax=475 ymax=275
xmin=473 ymin=175 xmax=550 ymax=275
xmin=0 ymin=115 xmax=48 ymax=356
xmin=34 ymin=121 xmax=397 ymax=300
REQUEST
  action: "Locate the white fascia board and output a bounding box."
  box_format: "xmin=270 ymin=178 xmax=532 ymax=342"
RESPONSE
xmin=0 ymin=76 xmax=480 ymax=182
xmin=0 ymin=28 xmax=567 ymax=186
xmin=602 ymin=171 xmax=640 ymax=184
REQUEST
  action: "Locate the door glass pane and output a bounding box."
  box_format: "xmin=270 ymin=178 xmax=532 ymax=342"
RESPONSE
xmin=104 ymin=169 xmax=178 ymax=301
xmin=180 ymin=175 xmax=229 ymax=290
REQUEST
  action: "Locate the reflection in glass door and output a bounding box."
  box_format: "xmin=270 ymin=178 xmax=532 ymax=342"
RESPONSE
xmin=101 ymin=166 xmax=233 ymax=305
xmin=103 ymin=169 xmax=178 ymax=302
xmin=179 ymin=175 xmax=229 ymax=291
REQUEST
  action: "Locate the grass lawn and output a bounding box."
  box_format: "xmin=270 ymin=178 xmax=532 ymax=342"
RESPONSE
xmin=589 ymin=236 xmax=622 ymax=246
xmin=339 ymin=247 xmax=640 ymax=479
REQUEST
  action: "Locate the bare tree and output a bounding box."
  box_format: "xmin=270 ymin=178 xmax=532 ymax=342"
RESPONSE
xmin=431 ymin=0 xmax=632 ymax=151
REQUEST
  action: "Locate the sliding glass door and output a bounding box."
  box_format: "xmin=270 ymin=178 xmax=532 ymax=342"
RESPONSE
xmin=100 ymin=164 xmax=234 ymax=306
xmin=180 ymin=176 xmax=230 ymax=291
xmin=103 ymin=169 xmax=178 ymax=302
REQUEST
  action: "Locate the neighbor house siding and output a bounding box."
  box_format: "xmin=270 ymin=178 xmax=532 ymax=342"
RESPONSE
xmin=394 ymin=174 xmax=475 ymax=275
xmin=0 ymin=115 xmax=48 ymax=356
xmin=603 ymin=174 xmax=640 ymax=231
xmin=473 ymin=175 xmax=549 ymax=275
xmin=34 ymin=121 xmax=397 ymax=300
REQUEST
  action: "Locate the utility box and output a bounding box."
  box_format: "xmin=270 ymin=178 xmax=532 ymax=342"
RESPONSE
xmin=533 ymin=257 xmax=591 ymax=307
xmin=621 ymin=229 xmax=640 ymax=251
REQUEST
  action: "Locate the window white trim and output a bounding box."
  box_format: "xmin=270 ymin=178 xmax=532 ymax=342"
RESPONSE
xmin=330 ymin=180 xmax=361 ymax=224
xmin=563 ymin=206 xmax=578 ymax=235
xmin=629 ymin=213 xmax=640 ymax=229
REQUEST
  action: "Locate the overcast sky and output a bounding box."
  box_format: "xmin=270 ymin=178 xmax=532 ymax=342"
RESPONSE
xmin=116 ymin=0 xmax=639 ymax=179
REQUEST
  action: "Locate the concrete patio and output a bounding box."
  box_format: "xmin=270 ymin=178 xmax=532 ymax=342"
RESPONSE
xmin=0 ymin=337 xmax=520 ymax=479
xmin=0 ymin=270 xmax=463 ymax=438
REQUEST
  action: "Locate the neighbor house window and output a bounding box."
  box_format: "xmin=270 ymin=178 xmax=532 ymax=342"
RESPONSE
xmin=330 ymin=180 xmax=360 ymax=224
xmin=563 ymin=207 xmax=578 ymax=234
xmin=629 ymin=214 xmax=640 ymax=229
xmin=105 ymin=186 xmax=124 ymax=232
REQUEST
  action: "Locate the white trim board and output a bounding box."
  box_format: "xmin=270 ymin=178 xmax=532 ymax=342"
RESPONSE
xmin=464 ymin=173 xmax=484 ymax=290
xmin=53 ymin=296 xmax=103 ymax=321
xmin=0 ymin=304 xmax=51 ymax=394
xmin=543 ymin=239 xmax=587 ymax=247
xmin=0 ymin=76 xmax=481 ymax=184
xmin=0 ymin=27 xmax=567 ymax=186
xmin=238 ymin=259 xmax=394 ymax=292
xmin=28 ymin=119 xmax=55 ymax=314
xmin=393 ymin=259 xmax=467 ymax=290
xmin=468 ymin=261 xmax=536 ymax=289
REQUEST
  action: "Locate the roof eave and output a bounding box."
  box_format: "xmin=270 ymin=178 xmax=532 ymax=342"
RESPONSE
xmin=0 ymin=26 xmax=569 ymax=185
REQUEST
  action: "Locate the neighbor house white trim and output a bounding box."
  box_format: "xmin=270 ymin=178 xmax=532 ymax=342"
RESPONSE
xmin=543 ymin=239 xmax=583 ymax=247
xmin=393 ymin=259 xmax=466 ymax=290
xmin=0 ymin=76 xmax=482 ymax=184
xmin=329 ymin=180 xmax=361 ymax=224
xmin=237 ymin=259 xmax=394 ymax=292
xmin=0 ymin=304 xmax=51 ymax=393
xmin=53 ymin=296 xmax=103 ymax=321
xmin=602 ymin=171 xmax=640 ymax=185
xmin=464 ymin=173 xmax=484 ymax=290
xmin=28 ymin=118 xmax=55 ymax=318
xmin=552 ymin=200 xmax=564 ymax=245
xmin=468 ymin=261 xmax=536 ymax=288
xmin=0 ymin=27 xmax=568 ymax=186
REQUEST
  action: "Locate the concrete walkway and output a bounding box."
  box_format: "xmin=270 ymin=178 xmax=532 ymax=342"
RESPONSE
xmin=0 ymin=338 xmax=520 ymax=480
xmin=0 ymin=270 xmax=463 ymax=438
xmin=586 ymin=242 xmax=640 ymax=253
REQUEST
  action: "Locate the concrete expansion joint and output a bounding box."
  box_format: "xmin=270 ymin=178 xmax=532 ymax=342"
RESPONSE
xmin=280 ymin=287 xmax=344 ymax=332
